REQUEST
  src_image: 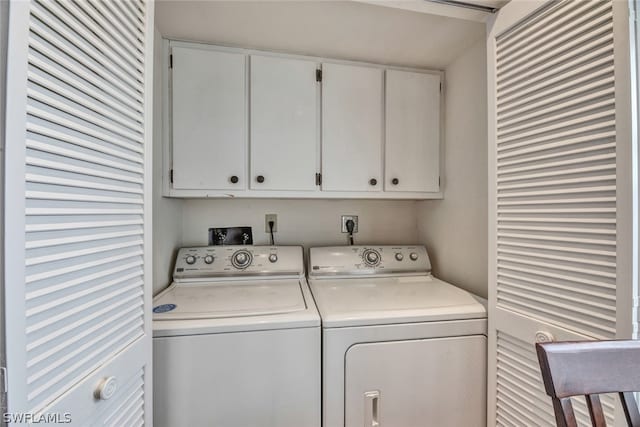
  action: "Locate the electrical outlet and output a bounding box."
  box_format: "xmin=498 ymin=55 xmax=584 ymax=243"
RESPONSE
xmin=265 ymin=214 xmax=278 ymax=233
xmin=341 ymin=215 xmax=358 ymax=233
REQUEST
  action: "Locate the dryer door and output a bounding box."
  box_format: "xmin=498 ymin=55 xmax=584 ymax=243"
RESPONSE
xmin=345 ymin=336 xmax=486 ymax=427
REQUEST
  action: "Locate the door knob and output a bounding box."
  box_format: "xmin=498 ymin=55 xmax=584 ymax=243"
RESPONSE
xmin=369 ymin=178 xmax=377 ymax=186
xmin=535 ymin=331 xmax=555 ymax=343
xmin=229 ymin=175 xmax=239 ymax=184
xmin=392 ymin=178 xmax=399 ymax=185
xmin=256 ymin=175 xmax=265 ymax=183
xmin=94 ymin=376 xmax=117 ymax=400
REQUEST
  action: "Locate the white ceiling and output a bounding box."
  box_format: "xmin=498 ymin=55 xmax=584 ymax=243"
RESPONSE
xmin=354 ymin=0 xmax=508 ymax=23
xmin=155 ymin=1 xmax=487 ymax=69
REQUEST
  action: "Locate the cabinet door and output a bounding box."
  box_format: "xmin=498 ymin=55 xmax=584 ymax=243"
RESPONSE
xmin=385 ymin=70 xmax=441 ymax=192
xmin=250 ymin=55 xmax=319 ymax=191
xmin=322 ymin=63 xmax=383 ymax=192
xmin=171 ymin=46 xmax=247 ymax=190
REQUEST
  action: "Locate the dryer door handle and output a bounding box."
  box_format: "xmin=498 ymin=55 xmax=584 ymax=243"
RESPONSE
xmin=364 ymin=390 xmax=380 ymax=427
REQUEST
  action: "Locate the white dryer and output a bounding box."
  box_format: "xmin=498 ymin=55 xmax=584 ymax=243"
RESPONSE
xmin=308 ymin=245 xmax=487 ymax=427
xmin=153 ymin=246 xmax=320 ymax=427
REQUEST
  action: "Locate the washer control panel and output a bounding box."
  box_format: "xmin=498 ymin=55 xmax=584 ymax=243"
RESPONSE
xmin=173 ymin=246 xmax=303 ymax=280
xmin=309 ymin=245 xmax=431 ymax=277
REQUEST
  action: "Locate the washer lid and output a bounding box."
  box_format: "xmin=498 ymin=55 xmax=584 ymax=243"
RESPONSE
xmin=153 ymin=279 xmax=307 ymax=320
xmin=309 ymin=275 xmax=486 ymax=327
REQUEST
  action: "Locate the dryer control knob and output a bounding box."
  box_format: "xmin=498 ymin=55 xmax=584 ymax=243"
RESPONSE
xmin=269 ymin=254 xmax=278 ymax=263
xmin=395 ymin=253 xmax=404 ymax=261
xmin=409 ymin=252 xmax=419 ymax=261
xmin=362 ymin=249 xmax=381 ymax=266
xmin=231 ymin=250 xmax=252 ymax=269
xmin=186 ymin=255 xmax=196 ymax=265
xmin=204 ymin=255 xmax=214 ymax=264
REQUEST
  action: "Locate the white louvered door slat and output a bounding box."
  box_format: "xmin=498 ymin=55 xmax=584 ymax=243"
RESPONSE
xmin=488 ymin=0 xmax=637 ymax=425
xmin=4 ymin=0 xmax=153 ymax=424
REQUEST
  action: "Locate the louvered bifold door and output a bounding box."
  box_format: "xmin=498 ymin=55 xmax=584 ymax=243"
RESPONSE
xmin=3 ymin=0 xmax=154 ymax=425
xmin=487 ymin=0 xmax=636 ymax=425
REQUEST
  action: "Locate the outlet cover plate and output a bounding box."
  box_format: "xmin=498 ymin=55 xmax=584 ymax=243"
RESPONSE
xmin=265 ymin=214 xmax=278 ymax=232
xmin=341 ymin=215 xmax=358 ymax=233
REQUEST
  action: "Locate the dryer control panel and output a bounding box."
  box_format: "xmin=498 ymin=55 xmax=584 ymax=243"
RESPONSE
xmin=173 ymin=246 xmax=303 ymax=280
xmin=309 ymin=245 xmax=431 ymax=277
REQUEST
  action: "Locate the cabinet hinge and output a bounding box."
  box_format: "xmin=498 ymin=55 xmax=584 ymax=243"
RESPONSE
xmin=439 ymin=82 xmax=442 ymax=92
xmin=170 ymin=169 xmax=174 ymax=184
xmin=439 ymin=176 xmax=441 ymax=187
xmin=169 ymin=54 xmax=173 ymax=69
xmin=0 ymin=367 xmax=6 ymax=394
xmin=315 ymin=173 xmax=322 ymax=186
xmin=316 ymin=69 xmax=322 ymax=82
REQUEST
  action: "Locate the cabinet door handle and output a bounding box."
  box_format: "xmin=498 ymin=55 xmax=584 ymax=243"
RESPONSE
xmin=256 ymin=175 xmax=265 ymax=183
xmin=369 ymin=178 xmax=377 ymax=186
xmin=229 ymin=175 xmax=239 ymax=184
xmin=391 ymin=178 xmax=399 ymax=185
xmin=364 ymin=391 xmax=380 ymax=427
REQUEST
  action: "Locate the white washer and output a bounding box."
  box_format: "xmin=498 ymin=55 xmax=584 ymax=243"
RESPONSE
xmin=308 ymin=245 xmax=487 ymax=427
xmin=153 ymin=246 xmax=320 ymax=427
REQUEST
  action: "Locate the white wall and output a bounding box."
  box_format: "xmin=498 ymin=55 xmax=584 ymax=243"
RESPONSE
xmin=417 ymin=39 xmax=488 ymax=298
xmin=153 ymin=28 xmax=183 ymax=294
xmin=153 ymin=3 xmax=488 ymax=297
xmin=155 ymin=1 xmax=484 ymax=69
xmin=181 ymin=199 xmax=419 ymax=250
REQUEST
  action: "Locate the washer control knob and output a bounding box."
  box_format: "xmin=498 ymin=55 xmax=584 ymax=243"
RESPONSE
xmin=395 ymin=253 xmax=404 ymax=261
xmin=362 ymin=249 xmax=381 ymax=266
xmin=235 ymin=252 xmax=248 ymax=264
xmin=204 ymin=255 xmax=214 ymax=264
xmin=409 ymin=252 xmax=419 ymax=261
xmin=231 ymin=250 xmax=252 ymax=269
xmin=269 ymin=254 xmax=278 ymax=263
xmin=185 ymin=255 xmax=196 ymax=265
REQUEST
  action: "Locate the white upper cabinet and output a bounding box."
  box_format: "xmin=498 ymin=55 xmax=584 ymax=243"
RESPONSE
xmin=250 ymin=55 xmax=319 ymax=191
xmin=165 ymin=41 xmax=444 ymax=199
xmin=171 ymin=45 xmax=247 ymax=190
xmin=321 ymin=63 xmax=383 ymax=192
xmin=385 ymin=70 xmax=441 ymax=192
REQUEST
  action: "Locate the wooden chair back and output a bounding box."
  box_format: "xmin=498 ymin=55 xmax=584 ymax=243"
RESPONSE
xmin=536 ymin=340 xmax=640 ymax=427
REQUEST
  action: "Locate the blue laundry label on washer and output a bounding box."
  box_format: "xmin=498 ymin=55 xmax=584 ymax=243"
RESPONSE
xmin=153 ymin=304 xmax=177 ymax=313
